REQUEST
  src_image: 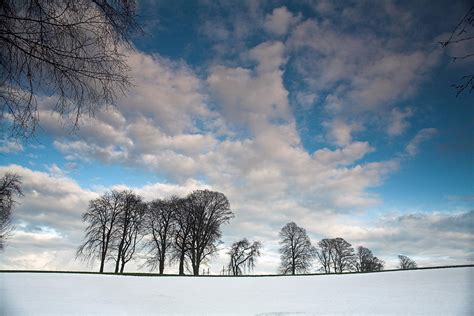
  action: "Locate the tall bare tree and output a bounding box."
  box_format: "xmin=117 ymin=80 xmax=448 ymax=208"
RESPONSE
xmin=144 ymin=196 xmax=179 ymax=274
xmin=398 ymin=254 xmax=417 ymax=270
xmin=0 ymin=172 xmax=22 ymax=251
xmin=316 ymin=238 xmax=334 ymax=273
xmin=186 ymin=190 xmax=233 ymax=276
xmin=279 ymin=222 xmax=316 ymax=275
xmin=171 ymin=196 xmax=193 ymax=275
xmin=316 ymin=238 xmax=356 ymax=274
xmin=111 ymin=190 xmax=144 ymax=273
xmin=0 ymin=0 xmax=139 ymax=137
xmin=76 ymin=190 xmax=123 ymax=272
xmin=331 ymin=237 xmax=355 ymax=273
xmin=227 ymin=238 xmax=262 ymax=275
xmin=355 ymin=246 xmax=384 ymax=272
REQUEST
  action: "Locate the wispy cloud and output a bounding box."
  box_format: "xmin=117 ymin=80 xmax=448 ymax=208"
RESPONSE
xmin=405 ymin=128 xmax=438 ymax=157
xmin=0 ymin=139 xmax=23 ymax=153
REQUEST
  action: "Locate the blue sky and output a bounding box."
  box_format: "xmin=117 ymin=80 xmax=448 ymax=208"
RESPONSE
xmin=0 ymin=0 xmax=472 ymax=273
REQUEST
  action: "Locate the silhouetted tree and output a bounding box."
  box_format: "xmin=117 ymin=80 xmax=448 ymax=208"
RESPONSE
xmin=316 ymin=238 xmax=334 ymax=273
xmin=144 ymin=196 xmax=179 ymax=274
xmin=0 ymin=173 xmax=22 ymax=250
xmin=170 ymin=196 xmax=194 ymax=275
xmin=316 ymin=237 xmax=356 ymax=274
xmin=355 ymin=246 xmax=384 ymax=272
xmin=279 ymin=222 xmax=316 ymax=275
xmin=186 ymin=190 xmax=233 ymax=275
xmin=227 ymin=238 xmax=262 ymax=275
xmin=440 ymin=6 xmax=474 ymax=96
xmin=76 ymin=190 xmax=123 ymax=272
xmin=111 ymin=190 xmax=145 ymax=273
xmin=0 ymin=0 xmax=139 ymax=137
xmin=398 ymin=254 xmax=417 ymax=270
xmin=331 ymin=237 xmax=355 ymax=273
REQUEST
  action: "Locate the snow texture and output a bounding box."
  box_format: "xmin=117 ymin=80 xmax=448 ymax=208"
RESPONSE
xmin=1 ymin=267 xmax=473 ymax=315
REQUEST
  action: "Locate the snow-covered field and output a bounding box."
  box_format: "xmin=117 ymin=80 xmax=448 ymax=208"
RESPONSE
xmin=1 ymin=267 xmax=473 ymax=315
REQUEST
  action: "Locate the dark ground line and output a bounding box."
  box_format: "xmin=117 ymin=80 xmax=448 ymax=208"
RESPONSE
xmin=0 ymin=264 xmax=473 ymax=277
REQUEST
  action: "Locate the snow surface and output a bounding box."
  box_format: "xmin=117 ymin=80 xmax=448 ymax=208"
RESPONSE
xmin=1 ymin=267 xmax=473 ymax=315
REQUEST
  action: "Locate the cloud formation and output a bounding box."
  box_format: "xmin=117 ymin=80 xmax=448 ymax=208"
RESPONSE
xmin=405 ymin=128 xmax=438 ymax=157
xmin=0 ymin=139 xmax=23 ymax=153
xmin=1 ymin=1 xmax=471 ymax=272
xmin=263 ymin=6 xmax=300 ymax=36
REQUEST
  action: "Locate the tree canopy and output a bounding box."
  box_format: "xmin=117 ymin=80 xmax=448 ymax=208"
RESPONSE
xmin=0 ymin=0 xmax=139 ymax=137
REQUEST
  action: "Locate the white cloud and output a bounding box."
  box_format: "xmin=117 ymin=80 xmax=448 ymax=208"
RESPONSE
xmin=36 ymin=41 xmax=401 ymax=215
xmin=0 ymin=164 xmax=97 ymax=232
xmin=324 ymin=119 xmax=363 ymax=146
xmin=287 ymin=9 xmax=441 ymax=146
xmin=387 ymin=107 xmax=414 ymax=136
xmin=0 ymin=139 xmax=23 ymax=153
xmin=122 ymin=52 xmax=211 ymax=135
xmin=208 ymin=41 xmax=290 ymax=132
xmin=289 ymin=19 xmax=440 ymax=111
xmin=263 ymin=6 xmax=300 ymax=36
xmin=405 ymin=128 xmax=438 ymax=156
xmin=313 ymin=141 xmax=374 ymax=166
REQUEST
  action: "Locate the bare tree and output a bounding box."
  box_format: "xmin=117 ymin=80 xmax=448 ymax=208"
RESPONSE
xmin=279 ymin=222 xmax=316 ymax=275
xmin=110 ymin=190 xmax=144 ymax=273
xmin=317 ymin=238 xmax=363 ymax=274
xmin=171 ymin=196 xmax=193 ymax=275
xmin=439 ymin=6 xmax=474 ymax=96
xmin=316 ymin=238 xmax=334 ymax=274
xmin=355 ymin=246 xmax=384 ymax=272
xmin=143 ymin=196 xmax=179 ymax=274
xmin=0 ymin=0 xmax=139 ymax=137
xmin=227 ymin=238 xmax=262 ymax=275
xmin=76 ymin=190 xmax=123 ymax=272
xmin=398 ymin=254 xmax=417 ymax=270
xmin=331 ymin=237 xmax=355 ymax=273
xmin=186 ymin=190 xmax=233 ymax=275
xmin=0 ymin=173 xmax=22 ymax=251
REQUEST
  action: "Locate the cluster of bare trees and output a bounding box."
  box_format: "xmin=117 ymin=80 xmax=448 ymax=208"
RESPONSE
xmin=76 ymin=190 xmax=144 ymax=273
xmin=398 ymin=254 xmax=417 ymax=270
xmin=278 ymin=222 xmax=416 ymax=275
xmin=316 ymin=239 xmax=384 ymax=274
xmin=76 ymin=189 xmax=233 ymax=275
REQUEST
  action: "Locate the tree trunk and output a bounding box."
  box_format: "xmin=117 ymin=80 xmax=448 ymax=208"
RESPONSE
xmin=159 ymin=258 xmax=164 ymax=275
xmin=292 ymin=255 xmax=296 ymax=275
xmin=99 ymin=247 xmax=106 ymax=273
xmin=115 ymin=252 xmax=121 ymax=273
xmin=179 ymin=248 xmax=186 ymax=275
xmin=99 ymin=258 xmax=105 ymax=273
xmin=120 ymin=260 xmax=125 ymax=273
xmin=193 ymin=263 xmax=200 ymax=276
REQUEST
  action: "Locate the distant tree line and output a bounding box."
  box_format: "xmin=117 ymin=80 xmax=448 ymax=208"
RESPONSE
xmin=277 ymin=222 xmax=417 ymax=275
xmin=2 ymin=179 xmax=417 ymax=275
xmin=75 ymin=192 xmax=418 ymax=275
